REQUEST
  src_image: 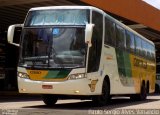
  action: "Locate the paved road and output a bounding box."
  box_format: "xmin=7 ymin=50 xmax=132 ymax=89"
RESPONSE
xmin=0 ymin=94 xmax=160 ymax=115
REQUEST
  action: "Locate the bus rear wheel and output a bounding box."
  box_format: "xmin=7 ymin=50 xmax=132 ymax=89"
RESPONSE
xmin=130 ymin=83 xmax=147 ymax=101
xmin=42 ymin=94 xmax=58 ymax=106
xmin=139 ymin=83 xmax=147 ymax=100
xmin=155 ymin=84 xmax=160 ymax=93
xmin=92 ymin=80 xmax=110 ymax=106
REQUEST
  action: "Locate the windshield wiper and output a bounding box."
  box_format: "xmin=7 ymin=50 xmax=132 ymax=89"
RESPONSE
xmin=22 ymin=56 xmax=48 ymax=67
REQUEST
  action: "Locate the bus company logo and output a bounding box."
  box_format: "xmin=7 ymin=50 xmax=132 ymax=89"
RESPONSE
xmin=30 ymin=71 xmax=41 ymax=74
xmin=133 ymin=58 xmax=147 ymax=69
xmin=88 ymin=79 xmax=98 ymax=92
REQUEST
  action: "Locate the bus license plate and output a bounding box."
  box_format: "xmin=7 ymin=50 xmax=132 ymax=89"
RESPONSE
xmin=42 ymin=85 xmax=53 ymax=89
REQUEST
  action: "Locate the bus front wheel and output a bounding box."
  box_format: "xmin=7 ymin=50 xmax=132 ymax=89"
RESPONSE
xmin=92 ymin=80 xmax=110 ymax=106
xmin=42 ymin=94 xmax=58 ymax=106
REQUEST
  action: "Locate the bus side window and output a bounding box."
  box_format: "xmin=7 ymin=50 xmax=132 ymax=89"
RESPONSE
xmin=142 ymin=40 xmax=147 ymax=58
xmin=126 ymin=30 xmax=135 ymax=53
xmin=105 ymin=17 xmax=116 ymax=46
xmin=87 ymin=11 xmax=103 ymax=73
xmin=146 ymin=43 xmax=150 ymax=60
xmin=150 ymin=45 xmax=156 ymax=61
xmin=115 ymin=25 xmax=126 ymax=49
xmin=135 ymin=35 xmax=142 ymax=56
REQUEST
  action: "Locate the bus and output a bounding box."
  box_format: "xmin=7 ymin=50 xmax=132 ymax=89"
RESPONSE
xmin=7 ymin=6 xmax=156 ymax=106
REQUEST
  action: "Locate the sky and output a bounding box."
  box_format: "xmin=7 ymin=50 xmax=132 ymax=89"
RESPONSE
xmin=142 ymin=0 xmax=160 ymax=10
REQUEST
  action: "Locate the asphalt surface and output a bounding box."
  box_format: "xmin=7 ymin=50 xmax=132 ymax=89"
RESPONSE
xmin=0 ymin=94 xmax=160 ymax=115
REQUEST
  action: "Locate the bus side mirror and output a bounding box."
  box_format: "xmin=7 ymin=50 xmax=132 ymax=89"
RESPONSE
xmin=8 ymin=24 xmax=23 ymax=47
xmin=85 ymin=24 xmax=94 ymax=47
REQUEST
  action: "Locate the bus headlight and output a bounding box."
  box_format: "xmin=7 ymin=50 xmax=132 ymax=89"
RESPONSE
xmin=18 ymin=72 xmax=29 ymax=79
xmin=68 ymin=73 xmax=86 ymax=80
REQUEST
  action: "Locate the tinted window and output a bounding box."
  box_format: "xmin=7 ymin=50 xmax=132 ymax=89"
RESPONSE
xmin=116 ymin=25 xmax=126 ymax=49
xmin=25 ymin=9 xmax=89 ymax=26
xmin=135 ymin=36 xmax=142 ymax=56
xmin=150 ymin=45 xmax=155 ymax=61
xmin=87 ymin=11 xmax=103 ymax=72
xmin=147 ymin=44 xmax=152 ymax=60
xmin=20 ymin=27 xmax=86 ymax=68
xmin=142 ymin=40 xmax=147 ymax=57
xmin=105 ymin=17 xmax=116 ymax=46
xmin=126 ymin=31 xmax=135 ymax=53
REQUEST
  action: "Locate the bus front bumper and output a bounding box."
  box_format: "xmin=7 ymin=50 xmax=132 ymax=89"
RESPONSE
xmin=18 ymin=77 xmax=101 ymax=96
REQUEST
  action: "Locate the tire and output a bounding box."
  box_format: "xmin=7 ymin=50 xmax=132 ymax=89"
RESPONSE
xmin=155 ymin=84 xmax=159 ymax=94
xmin=92 ymin=80 xmax=110 ymax=106
xmin=146 ymin=82 xmax=149 ymax=94
xmin=139 ymin=83 xmax=147 ymax=100
xmin=42 ymin=94 xmax=58 ymax=106
xmin=130 ymin=83 xmax=147 ymax=101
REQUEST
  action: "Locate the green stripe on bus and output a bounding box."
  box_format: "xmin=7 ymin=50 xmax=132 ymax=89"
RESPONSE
xmin=44 ymin=70 xmax=71 ymax=79
xmin=123 ymin=51 xmax=132 ymax=78
xmin=116 ymin=49 xmax=132 ymax=86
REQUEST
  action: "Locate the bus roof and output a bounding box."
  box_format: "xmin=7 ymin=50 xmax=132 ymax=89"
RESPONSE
xmin=29 ymin=6 xmax=102 ymax=12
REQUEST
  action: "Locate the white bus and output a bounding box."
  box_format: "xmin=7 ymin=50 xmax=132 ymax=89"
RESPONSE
xmin=8 ymin=6 xmax=156 ymax=106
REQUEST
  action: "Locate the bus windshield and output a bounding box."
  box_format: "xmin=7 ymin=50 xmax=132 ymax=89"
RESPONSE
xmin=19 ymin=27 xmax=86 ymax=68
xmin=25 ymin=9 xmax=89 ymax=26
